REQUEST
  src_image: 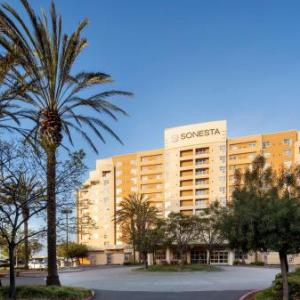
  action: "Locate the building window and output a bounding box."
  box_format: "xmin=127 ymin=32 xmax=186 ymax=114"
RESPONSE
xmin=196 ymin=148 xmax=209 ymax=155
xmin=248 ymin=142 xmax=256 ymax=148
xmin=210 ymin=251 xmax=228 ymax=264
xmin=196 ymin=158 xmax=208 ymax=165
xmin=263 ymin=152 xmax=270 ymax=158
xmin=195 ymin=189 xmax=208 ymax=195
xmin=219 ymin=176 xmax=226 ymax=183
xmin=196 ymin=168 xmax=208 ymax=175
xmin=219 ymin=145 xmax=226 ymax=152
xmin=219 ymin=156 xmax=226 ymax=163
xmin=196 ymin=179 xmax=207 ymax=186
xmin=229 ymin=155 xmax=236 ymax=161
xmin=262 ymin=141 xmax=271 ymax=149
xmin=196 ymin=199 xmax=207 ymax=208
xmin=230 ymin=145 xmax=238 ymax=151
xmin=155 ymin=250 xmax=166 ymax=260
xmin=284 ymin=149 xmax=292 ymax=157
xmin=116 ymin=161 xmax=123 ymax=167
xmin=102 ymin=171 xmax=110 ymax=178
xmin=191 ymin=250 xmax=207 ymax=264
xmin=283 ymin=138 xmax=292 ymax=145
xmin=219 ymin=187 xmax=226 ymax=193
xmin=283 ymin=161 xmax=292 ymax=168
xmin=219 ymin=166 xmax=226 ymax=173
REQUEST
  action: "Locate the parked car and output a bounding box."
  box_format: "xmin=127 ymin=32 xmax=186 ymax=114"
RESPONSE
xmin=28 ymin=258 xmax=47 ymax=269
xmin=0 ymin=259 xmax=9 ymax=267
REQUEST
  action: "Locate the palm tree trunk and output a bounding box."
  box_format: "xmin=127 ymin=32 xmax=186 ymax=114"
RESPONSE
xmin=279 ymin=250 xmax=289 ymax=300
xmin=8 ymin=243 xmax=16 ymax=299
xmin=22 ymin=208 xmax=29 ymax=270
xmin=46 ymin=148 xmax=60 ymax=286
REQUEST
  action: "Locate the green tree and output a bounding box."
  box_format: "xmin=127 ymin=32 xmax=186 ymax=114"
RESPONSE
xmin=0 ymin=159 xmax=45 ymax=298
xmin=165 ymin=212 xmax=200 ymax=266
xmin=115 ymin=193 xmax=158 ymax=263
xmin=197 ymin=202 xmax=225 ymax=266
xmin=2 ymin=239 xmax=43 ymax=264
xmin=0 ymin=0 xmax=132 ymax=286
xmin=221 ymin=155 xmax=300 ymax=300
xmin=57 ymin=242 xmax=88 ymax=264
xmin=138 ymin=219 xmax=167 ymax=268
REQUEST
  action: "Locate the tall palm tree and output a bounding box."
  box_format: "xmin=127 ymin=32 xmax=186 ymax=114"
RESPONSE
xmin=115 ymin=193 xmax=158 ymax=263
xmin=0 ymin=0 xmax=132 ymax=285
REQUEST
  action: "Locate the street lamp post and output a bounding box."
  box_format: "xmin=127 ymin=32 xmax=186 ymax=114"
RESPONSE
xmin=61 ymin=208 xmax=72 ymax=266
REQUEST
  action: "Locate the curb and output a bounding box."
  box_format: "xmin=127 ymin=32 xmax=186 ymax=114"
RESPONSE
xmin=84 ymin=290 xmax=95 ymax=300
xmin=239 ymin=289 xmax=260 ymax=300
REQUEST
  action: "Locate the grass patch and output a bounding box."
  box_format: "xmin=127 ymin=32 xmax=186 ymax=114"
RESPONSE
xmin=135 ymin=264 xmax=221 ymax=272
xmin=0 ymin=285 xmax=93 ymax=300
xmin=255 ymin=288 xmax=277 ymax=300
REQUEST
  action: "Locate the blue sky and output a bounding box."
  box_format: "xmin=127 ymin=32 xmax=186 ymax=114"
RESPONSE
xmin=7 ymin=0 xmax=300 ymax=172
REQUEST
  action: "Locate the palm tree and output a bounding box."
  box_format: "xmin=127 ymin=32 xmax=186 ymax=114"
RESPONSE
xmin=0 ymin=0 xmax=132 ymax=285
xmin=115 ymin=193 xmax=158 ymax=263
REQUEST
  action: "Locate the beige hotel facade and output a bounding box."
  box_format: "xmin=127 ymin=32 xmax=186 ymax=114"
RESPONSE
xmin=77 ymin=120 xmax=300 ymax=265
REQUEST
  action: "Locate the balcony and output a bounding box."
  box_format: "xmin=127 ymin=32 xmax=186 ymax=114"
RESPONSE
xmin=195 ymin=159 xmax=209 ymax=167
xmin=195 ymin=199 xmax=208 ymax=209
xmin=195 ymin=148 xmax=209 ymax=156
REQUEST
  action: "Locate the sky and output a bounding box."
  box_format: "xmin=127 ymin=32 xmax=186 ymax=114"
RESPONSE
xmin=7 ymin=0 xmax=300 ymax=173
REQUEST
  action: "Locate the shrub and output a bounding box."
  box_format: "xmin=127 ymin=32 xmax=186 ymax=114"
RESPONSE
xmin=256 ymin=268 xmax=300 ymax=300
xmin=250 ymin=261 xmax=264 ymax=266
xmin=0 ymin=285 xmax=92 ymax=300
xmin=123 ymin=261 xmax=142 ymax=266
xmin=233 ymin=260 xmax=246 ymax=265
xmin=271 ymin=269 xmax=300 ymax=300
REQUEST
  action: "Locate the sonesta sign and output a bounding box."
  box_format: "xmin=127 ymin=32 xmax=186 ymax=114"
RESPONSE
xmin=171 ymin=128 xmax=221 ymax=143
xmin=165 ymin=121 xmax=227 ymax=148
xmin=181 ymin=128 xmax=220 ymax=139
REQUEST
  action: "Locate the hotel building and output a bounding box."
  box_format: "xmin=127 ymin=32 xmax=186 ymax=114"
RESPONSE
xmin=77 ymin=120 xmax=300 ymax=265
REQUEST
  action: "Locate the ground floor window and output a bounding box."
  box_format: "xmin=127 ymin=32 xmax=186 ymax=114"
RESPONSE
xmin=124 ymin=253 xmax=131 ymax=262
xmin=106 ymin=253 xmax=112 ymax=264
xmin=210 ymin=251 xmax=228 ymax=264
xmin=234 ymin=250 xmax=248 ymax=260
xmin=155 ymin=250 xmax=166 ymax=260
xmin=191 ymin=249 xmax=207 ymax=264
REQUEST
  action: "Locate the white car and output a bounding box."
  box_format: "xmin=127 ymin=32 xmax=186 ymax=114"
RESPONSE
xmin=28 ymin=259 xmax=47 ymax=269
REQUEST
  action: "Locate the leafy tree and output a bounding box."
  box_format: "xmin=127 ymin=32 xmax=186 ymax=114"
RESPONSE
xmin=138 ymin=219 xmax=167 ymax=268
xmin=222 ymin=155 xmax=300 ymax=300
xmin=115 ymin=193 xmax=158 ymax=263
xmin=165 ymin=212 xmax=199 ymax=265
xmin=0 ymin=153 xmax=45 ymax=298
xmin=1 ymin=238 xmax=43 ymax=264
xmin=197 ymin=202 xmax=225 ymax=266
xmin=57 ymin=242 xmax=88 ymax=264
xmin=0 ymin=0 xmax=131 ymax=286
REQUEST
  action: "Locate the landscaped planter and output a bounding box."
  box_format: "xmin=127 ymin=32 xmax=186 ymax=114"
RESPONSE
xmin=0 ymin=286 xmax=94 ymax=300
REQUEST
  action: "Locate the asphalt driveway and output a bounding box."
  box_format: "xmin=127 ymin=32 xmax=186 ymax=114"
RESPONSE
xmin=59 ymin=265 xmax=278 ymax=299
xmin=1 ymin=265 xmax=279 ymax=300
xmin=60 ymin=265 xmax=279 ymax=292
